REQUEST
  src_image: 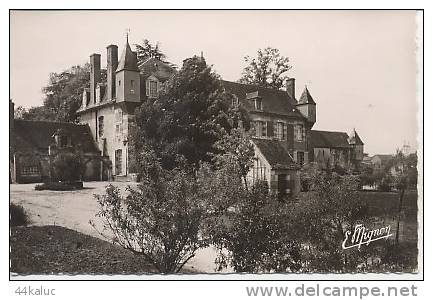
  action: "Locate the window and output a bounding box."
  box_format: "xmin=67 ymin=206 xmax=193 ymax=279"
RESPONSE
xmin=261 ymin=121 xmax=267 ymax=137
xmin=98 ymin=116 xmax=104 ymax=137
xmin=275 ymin=122 xmax=285 ymax=140
xmin=146 ymin=79 xmax=158 ymax=98
xmin=118 ymin=80 xmax=121 ymax=86
xmin=294 ymin=125 xmax=304 ymax=142
xmin=232 ymin=95 xmax=239 ymax=106
xmin=21 ymin=166 xmax=39 ymax=176
xmin=297 ymin=151 xmax=305 ymax=166
xmin=60 ymin=135 xmax=68 ymax=148
xmin=255 ymin=99 xmax=263 ymax=110
xmin=130 ymin=80 xmax=135 ymax=94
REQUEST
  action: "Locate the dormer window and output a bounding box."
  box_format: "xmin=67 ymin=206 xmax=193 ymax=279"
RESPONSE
xmin=255 ymin=99 xmax=263 ymax=110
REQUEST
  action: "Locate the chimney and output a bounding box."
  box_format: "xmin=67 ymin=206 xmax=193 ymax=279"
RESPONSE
xmin=286 ymin=78 xmax=295 ymax=100
xmin=90 ymin=53 xmax=101 ymax=104
xmin=106 ymin=45 xmax=118 ymax=101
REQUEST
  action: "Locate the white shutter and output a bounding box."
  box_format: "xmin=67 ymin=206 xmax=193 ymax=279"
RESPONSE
xmin=146 ymin=80 xmax=150 ymax=96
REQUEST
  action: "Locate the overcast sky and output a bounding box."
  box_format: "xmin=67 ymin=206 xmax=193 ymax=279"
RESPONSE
xmin=10 ymin=10 xmax=419 ymax=155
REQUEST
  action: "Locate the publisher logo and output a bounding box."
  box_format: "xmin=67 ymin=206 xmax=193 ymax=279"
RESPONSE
xmin=342 ymin=224 xmax=392 ymax=250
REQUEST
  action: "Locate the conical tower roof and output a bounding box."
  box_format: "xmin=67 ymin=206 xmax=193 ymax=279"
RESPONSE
xmin=298 ymin=86 xmax=316 ymax=105
xmin=348 ymin=128 xmax=364 ymax=145
xmin=116 ymin=36 xmax=139 ymax=72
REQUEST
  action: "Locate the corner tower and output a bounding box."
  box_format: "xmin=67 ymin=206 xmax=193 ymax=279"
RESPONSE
xmin=115 ymin=35 xmax=140 ymax=103
xmin=296 ymin=86 xmax=316 ymax=128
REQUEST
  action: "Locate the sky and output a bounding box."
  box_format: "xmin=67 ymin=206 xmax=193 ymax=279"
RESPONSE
xmin=10 ymin=10 xmax=420 ymax=155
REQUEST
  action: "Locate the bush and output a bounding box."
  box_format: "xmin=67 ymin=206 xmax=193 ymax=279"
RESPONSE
xmin=10 ymin=203 xmax=29 ymax=226
xmin=35 ymin=181 xmax=83 ymax=191
xmin=51 ymin=152 xmax=81 ymax=182
xmin=378 ymin=176 xmax=393 ymax=192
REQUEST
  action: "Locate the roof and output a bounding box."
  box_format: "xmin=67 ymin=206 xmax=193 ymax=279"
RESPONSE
xmin=116 ymin=38 xmax=139 ymax=72
xmin=298 ymin=86 xmax=316 ymax=105
xmin=13 ymin=120 xmax=99 ymax=153
xmin=221 ymin=80 xmax=304 ymax=118
xmin=372 ymin=154 xmax=394 ymax=161
xmin=311 ymin=130 xmax=351 ymax=148
xmin=138 ymin=57 xmax=175 ymax=82
xmin=348 ymin=129 xmax=364 ymax=145
xmin=252 ymin=138 xmax=299 ymax=170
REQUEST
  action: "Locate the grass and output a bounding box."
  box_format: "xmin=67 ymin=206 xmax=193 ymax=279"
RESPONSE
xmin=10 ymin=225 xmax=158 ymax=275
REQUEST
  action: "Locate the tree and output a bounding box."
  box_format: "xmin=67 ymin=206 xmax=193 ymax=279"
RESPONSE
xmin=134 ymin=39 xmax=169 ymax=65
xmin=207 ymin=181 xmax=302 ymax=272
xmin=42 ymin=64 xmax=93 ymax=123
xmin=51 ymin=152 xmax=82 ymax=182
xmin=131 ymin=55 xmax=248 ymax=171
xmin=13 ymin=105 xmax=27 ymax=120
xmin=239 ymin=47 xmax=293 ymax=90
xmin=213 ymin=127 xmax=254 ymax=190
xmin=92 ymin=150 xmax=244 ymax=273
xmin=293 ymin=171 xmax=369 ymax=272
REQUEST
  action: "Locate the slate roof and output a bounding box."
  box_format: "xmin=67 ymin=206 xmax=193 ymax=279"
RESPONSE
xmin=298 ymin=86 xmax=316 ymax=104
xmin=221 ymin=80 xmax=304 ymax=118
xmin=310 ymin=130 xmax=351 ymax=149
xmin=116 ymin=39 xmax=139 ymax=72
xmin=13 ymin=120 xmax=99 ymax=153
xmin=252 ymin=138 xmax=299 ymax=170
xmin=138 ymin=57 xmax=175 ymax=82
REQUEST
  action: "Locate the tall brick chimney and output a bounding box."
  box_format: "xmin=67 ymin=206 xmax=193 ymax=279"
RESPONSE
xmin=286 ymin=78 xmax=295 ymax=100
xmin=90 ymin=53 xmax=101 ymax=104
xmin=106 ymin=45 xmax=118 ymax=101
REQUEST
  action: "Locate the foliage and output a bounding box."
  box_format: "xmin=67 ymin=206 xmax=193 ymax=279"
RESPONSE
xmin=207 ymin=181 xmax=302 ymax=273
xmin=18 ymin=106 xmax=57 ymax=122
xmin=293 ymin=171 xmax=369 ymax=272
xmin=212 ymin=127 xmax=254 ymax=190
xmin=19 ymin=64 xmax=93 ymax=122
xmin=35 ymin=181 xmax=83 ymax=191
xmin=377 ymin=175 xmax=393 ymax=192
xmin=51 ymin=152 xmax=82 ymax=182
xmin=131 ymin=55 xmax=249 ymax=171
xmin=92 ymin=150 xmax=241 ymax=273
xmin=239 ymin=47 xmax=293 ymax=90
xmin=42 ymin=64 xmax=94 ymax=122
xmin=13 ymin=105 xmax=27 ymax=120
xmin=10 ymin=203 xmax=29 ymax=226
xmin=134 ymin=38 xmax=171 ymax=66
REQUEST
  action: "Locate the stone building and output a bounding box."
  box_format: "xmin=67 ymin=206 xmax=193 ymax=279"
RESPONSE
xmin=77 ymin=36 xmax=174 ymax=179
xmin=9 ymin=100 xmax=108 ymax=183
xmin=310 ymin=128 xmax=364 ymax=171
xmin=10 ymin=36 xmax=365 ymax=196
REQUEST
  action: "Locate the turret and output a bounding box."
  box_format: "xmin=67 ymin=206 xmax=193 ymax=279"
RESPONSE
xmin=115 ymin=35 xmax=140 ymax=103
xmin=296 ymin=86 xmax=316 ymax=127
xmin=348 ymin=128 xmax=364 ymax=161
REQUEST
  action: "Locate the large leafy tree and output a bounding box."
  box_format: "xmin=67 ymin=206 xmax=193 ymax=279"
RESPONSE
xmin=239 ymin=47 xmax=293 ymax=90
xmin=134 ymin=38 xmax=172 ymax=66
xmin=131 ymin=55 xmax=249 ymax=171
xmin=42 ymin=64 xmax=96 ymax=123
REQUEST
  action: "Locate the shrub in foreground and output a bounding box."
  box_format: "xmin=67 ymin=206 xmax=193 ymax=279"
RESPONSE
xmin=10 ymin=203 xmax=29 ymax=226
